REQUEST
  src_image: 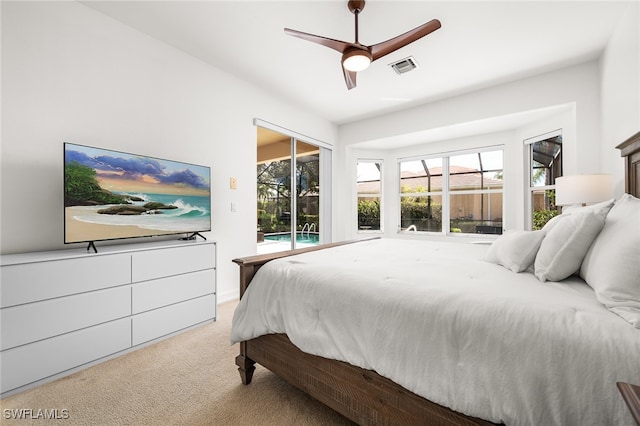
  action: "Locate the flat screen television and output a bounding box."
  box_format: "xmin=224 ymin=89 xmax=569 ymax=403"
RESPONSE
xmin=64 ymin=142 xmax=211 ymax=250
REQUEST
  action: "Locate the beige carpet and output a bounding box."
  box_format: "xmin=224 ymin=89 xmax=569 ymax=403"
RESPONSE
xmin=0 ymin=300 xmax=355 ymax=425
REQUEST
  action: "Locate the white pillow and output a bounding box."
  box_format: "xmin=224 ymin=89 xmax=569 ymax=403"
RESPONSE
xmin=534 ymin=211 xmax=605 ymax=282
xmin=541 ymin=213 xmax=565 ymax=234
xmin=580 ymin=193 xmax=640 ymax=328
xmin=542 ymin=199 xmax=613 ymax=234
xmin=485 ymin=230 xmax=545 ymax=273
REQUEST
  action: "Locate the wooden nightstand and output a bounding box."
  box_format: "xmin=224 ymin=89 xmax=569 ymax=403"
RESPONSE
xmin=617 ymin=382 xmax=640 ymax=425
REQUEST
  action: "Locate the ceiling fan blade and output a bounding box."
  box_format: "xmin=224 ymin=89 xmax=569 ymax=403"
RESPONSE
xmin=369 ymin=19 xmax=441 ymax=61
xmin=284 ymin=28 xmax=353 ymax=54
xmin=343 ymin=67 xmax=357 ymax=90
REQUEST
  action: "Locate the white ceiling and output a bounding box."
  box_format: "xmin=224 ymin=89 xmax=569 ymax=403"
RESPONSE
xmin=83 ymin=1 xmax=629 ymax=128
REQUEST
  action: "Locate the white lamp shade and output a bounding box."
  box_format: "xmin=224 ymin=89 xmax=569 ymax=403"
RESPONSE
xmin=555 ymin=174 xmax=613 ymax=206
xmin=342 ymin=51 xmax=371 ymax=72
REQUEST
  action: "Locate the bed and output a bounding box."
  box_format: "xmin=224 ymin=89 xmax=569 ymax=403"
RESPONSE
xmin=231 ymin=131 xmax=640 ymax=426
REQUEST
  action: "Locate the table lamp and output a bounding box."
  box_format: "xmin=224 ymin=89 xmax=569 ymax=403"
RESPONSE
xmin=555 ymin=174 xmax=613 ymax=207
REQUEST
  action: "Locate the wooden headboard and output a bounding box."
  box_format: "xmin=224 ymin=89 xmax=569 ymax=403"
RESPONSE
xmin=617 ymin=130 xmax=640 ymax=197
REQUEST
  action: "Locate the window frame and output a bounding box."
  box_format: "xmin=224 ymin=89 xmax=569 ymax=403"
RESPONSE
xmin=356 ymin=159 xmax=384 ymax=233
xmin=398 ymin=146 xmax=504 ymax=236
xmin=525 ymin=129 xmax=562 ymax=230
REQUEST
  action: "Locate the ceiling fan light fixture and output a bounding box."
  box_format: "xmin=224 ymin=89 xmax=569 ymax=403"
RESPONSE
xmin=342 ymin=49 xmax=372 ymax=72
xmin=285 ymin=0 xmax=441 ymax=89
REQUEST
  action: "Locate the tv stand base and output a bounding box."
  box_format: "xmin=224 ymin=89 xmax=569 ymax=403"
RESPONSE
xmin=181 ymin=232 xmax=206 ymax=241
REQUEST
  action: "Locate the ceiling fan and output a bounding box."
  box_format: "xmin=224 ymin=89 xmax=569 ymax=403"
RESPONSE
xmin=284 ymin=0 xmax=441 ymax=90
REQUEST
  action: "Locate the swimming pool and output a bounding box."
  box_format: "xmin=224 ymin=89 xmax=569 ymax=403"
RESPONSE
xmin=264 ymin=232 xmax=320 ymax=244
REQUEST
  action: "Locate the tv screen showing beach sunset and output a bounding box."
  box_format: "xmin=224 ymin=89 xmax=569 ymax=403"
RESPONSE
xmin=64 ymin=143 xmax=211 ymax=244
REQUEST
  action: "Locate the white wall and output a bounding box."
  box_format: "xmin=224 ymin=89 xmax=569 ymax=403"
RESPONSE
xmin=601 ymin=1 xmax=640 ymax=195
xmin=0 ymin=1 xmax=336 ymax=302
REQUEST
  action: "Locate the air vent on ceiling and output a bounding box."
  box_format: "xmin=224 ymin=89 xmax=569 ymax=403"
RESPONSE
xmin=389 ymin=56 xmax=419 ymax=75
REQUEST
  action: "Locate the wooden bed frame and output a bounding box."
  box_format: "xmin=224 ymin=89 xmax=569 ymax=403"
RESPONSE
xmin=233 ymin=131 xmax=640 ymax=426
xmin=617 ymin=130 xmax=640 ymax=196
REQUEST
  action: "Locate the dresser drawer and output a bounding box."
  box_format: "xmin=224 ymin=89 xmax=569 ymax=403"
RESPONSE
xmin=131 ymin=243 xmax=215 ymax=283
xmin=0 ymin=240 xmax=216 ymax=398
xmin=0 ymin=253 xmax=131 ymax=308
xmin=0 ymin=318 xmax=131 ymax=394
xmin=1 ymin=286 xmax=131 ymax=350
xmin=132 ymin=294 xmax=215 ymax=346
xmin=132 ymin=269 xmax=215 ymax=314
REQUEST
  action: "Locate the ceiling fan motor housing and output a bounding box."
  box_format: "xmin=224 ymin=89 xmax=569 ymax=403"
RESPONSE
xmin=347 ymin=0 xmax=366 ymax=14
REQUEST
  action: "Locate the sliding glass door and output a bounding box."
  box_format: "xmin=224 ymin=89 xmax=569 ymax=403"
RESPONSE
xmin=257 ymin=149 xmax=292 ymax=239
xmin=294 ymin=140 xmax=320 ymax=247
xmin=256 ymin=123 xmax=329 ymax=253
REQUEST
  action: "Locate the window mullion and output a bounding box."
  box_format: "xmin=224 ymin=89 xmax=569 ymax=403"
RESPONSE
xmin=442 ymin=157 xmax=450 ymax=235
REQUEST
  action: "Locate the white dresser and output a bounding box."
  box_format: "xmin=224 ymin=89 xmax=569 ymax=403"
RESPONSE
xmin=0 ymin=240 xmax=216 ymax=397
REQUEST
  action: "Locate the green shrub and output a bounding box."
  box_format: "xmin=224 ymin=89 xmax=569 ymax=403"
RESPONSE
xmin=533 ymin=209 xmax=559 ymax=230
xmin=258 ymin=211 xmax=277 ymax=233
xmin=357 ymin=199 xmax=380 ymax=229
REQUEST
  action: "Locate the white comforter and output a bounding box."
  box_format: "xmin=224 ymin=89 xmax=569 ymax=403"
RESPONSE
xmin=231 ymin=238 xmax=640 ymax=426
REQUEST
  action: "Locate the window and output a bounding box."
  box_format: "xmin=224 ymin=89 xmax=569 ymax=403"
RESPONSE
xmin=527 ymin=131 xmax=562 ymax=230
xmin=449 ymin=151 xmax=503 ymax=234
xmin=399 ymin=149 xmax=503 ymax=235
xmin=357 ymin=160 xmax=382 ymax=231
xmin=399 ymin=158 xmax=443 ymax=232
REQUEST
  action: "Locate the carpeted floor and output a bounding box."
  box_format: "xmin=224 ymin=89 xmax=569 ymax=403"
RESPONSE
xmin=0 ymin=300 xmax=355 ymax=425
